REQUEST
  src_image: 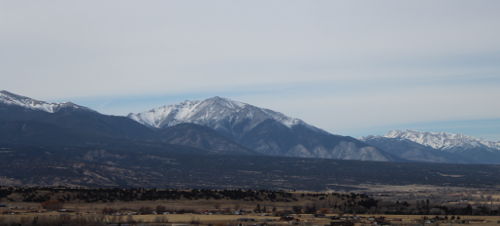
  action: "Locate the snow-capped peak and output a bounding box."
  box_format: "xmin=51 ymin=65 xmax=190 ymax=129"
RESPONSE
xmin=0 ymin=90 xmax=90 ymax=113
xmin=384 ymin=129 xmax=500 ymax=151
xmin=128 ymin=96 xmax=307 ymax=130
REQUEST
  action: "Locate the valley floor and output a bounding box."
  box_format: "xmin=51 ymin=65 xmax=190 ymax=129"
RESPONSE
xmin=2 ymin=212 xmax=500 ymax=225
xmin=1 ymin=186 xmax=500 ymax=225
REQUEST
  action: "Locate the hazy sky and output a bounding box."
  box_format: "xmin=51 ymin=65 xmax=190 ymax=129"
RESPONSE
xmin=1 ymin=1 xmax=500 ymax=140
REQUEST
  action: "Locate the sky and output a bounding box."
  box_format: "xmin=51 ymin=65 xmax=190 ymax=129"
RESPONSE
xmin=1 ymin=1 xmax=500 ymax=140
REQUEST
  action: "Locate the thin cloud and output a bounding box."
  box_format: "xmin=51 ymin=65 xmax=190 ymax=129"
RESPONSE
xmin=1 ymin=0 xmax=499 ymax=139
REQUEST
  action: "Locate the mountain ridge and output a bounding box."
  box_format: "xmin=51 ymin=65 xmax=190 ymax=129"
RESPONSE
xmin=128 ymin=96 xmax=313 ymax=131
xmin=0 ymin=90 xmax=93 ymax=113
xmin=363 ymin=130 xmax=500 ymax=164
xmin=129 ymin=96 xmax=391 ymax=160
xmin=381 ymin=129 xmax=500 ymax=152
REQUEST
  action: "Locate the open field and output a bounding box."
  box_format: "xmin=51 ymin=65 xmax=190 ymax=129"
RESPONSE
xmin=2 ymin=212 xmax=500 ymax=225
xmin=345 ymin=184 xmax=500 ymax=206
xmin=2 ymin=186 xmax=500 ymax=225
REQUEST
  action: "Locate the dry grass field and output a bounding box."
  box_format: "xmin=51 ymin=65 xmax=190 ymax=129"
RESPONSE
xmin=2 ymin=186 xmax=500 ymax=225
xmin=2 ymin=212 xmax=500 ymax=225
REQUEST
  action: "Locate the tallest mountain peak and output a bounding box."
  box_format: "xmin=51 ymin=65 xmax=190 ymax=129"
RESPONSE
xmin=207 ymin=96 xmax=225 ymax=100
xmin=128 ymin=96 xmax=388 ymax=161
xmin=128 ymin=96 xmax=305 ymax=131
xmin=203 ymin=96 xmax=246 ymax=109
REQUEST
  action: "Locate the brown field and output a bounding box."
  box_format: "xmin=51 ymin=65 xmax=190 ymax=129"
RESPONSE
xmin=2 ymin=212 xmax=500 ymax=225
xmin=2 ymin=185 xmax=500 ymax=225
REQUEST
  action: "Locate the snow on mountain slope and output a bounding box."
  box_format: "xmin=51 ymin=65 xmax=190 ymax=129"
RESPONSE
xmin=0 ymin=90 xmax=91 ymax=113
xmin=129 ymin=96 xmax=391 ymax=161
xmin=128 ymin=96 xmax=313 ymax=132
xmin=383 ymin=130 xmax=500 ymax=152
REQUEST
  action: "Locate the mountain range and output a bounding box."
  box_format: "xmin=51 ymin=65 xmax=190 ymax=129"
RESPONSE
xmin=1 ymin=90 xmax=499 ymax=164
xmin=363 ymin=130 xmax=500 ymax=164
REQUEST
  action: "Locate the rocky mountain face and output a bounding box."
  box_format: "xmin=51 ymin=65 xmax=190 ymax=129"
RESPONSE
xmin=158 ymin=123 xmax=257 ymax=155
xmin=129 ymin=96 xmax=392 ymax=161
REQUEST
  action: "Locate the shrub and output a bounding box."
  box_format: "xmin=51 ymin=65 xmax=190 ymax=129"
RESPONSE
xmin=40 ymin=200 xmax=63 ymax=211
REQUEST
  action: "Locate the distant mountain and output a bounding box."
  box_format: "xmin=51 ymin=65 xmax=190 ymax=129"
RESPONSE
xmin=130 ymin=97 xmax=392 ymax=161
xmin=128 ymin=96 xmax=307 ymax=132
xmin=0 ymin=90 xmax=93 ymax=113
xmin=363 ymin=130 xmax=500 ymax=164
xmin=384 ymin=130 xmax=500 ymax=152
xmin=0 ymin=91 xmax=157 ymax=147
xmin=362 ymin=136 xmax=466 ymax=163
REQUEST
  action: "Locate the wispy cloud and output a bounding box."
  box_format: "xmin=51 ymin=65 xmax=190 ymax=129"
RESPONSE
xmin=1 ymin=0 xmax=499 ymax=139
